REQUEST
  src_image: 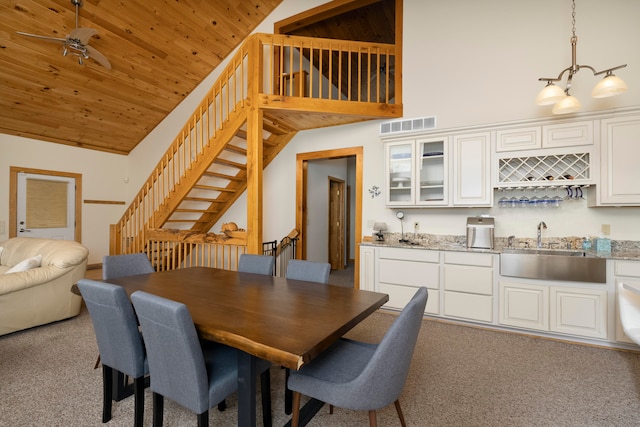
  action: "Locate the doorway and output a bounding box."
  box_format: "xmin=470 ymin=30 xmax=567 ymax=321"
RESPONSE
xmin=9 ymin=166 xmax=82 ymax=242
xmin=296 ymin=147 xmax=363 ymax=288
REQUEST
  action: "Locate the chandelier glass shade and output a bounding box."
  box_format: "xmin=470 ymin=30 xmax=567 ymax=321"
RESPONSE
xmin=592 ymin=73 xmax=628 ymax=98
xmin=536 ymin=0 xmax=627 ymax=114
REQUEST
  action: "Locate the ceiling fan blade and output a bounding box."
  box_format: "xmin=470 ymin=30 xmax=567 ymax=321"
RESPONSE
xmin=16 ymin=31 xmax=66 ymax=44
xmin=85 ymin=45 xmax=112 ymax=70
xmin=68 ymin=27 xmax=98 ymax=45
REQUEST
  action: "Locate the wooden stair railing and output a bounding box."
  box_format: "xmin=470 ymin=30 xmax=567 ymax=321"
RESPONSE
xmin=145 ymin=228 xmax=248 ymax=272
xmin=111 ymin=33 xmax=400 ymax=256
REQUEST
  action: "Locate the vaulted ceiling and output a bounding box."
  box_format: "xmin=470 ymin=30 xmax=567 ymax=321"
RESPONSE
xmin=0 ymin=0 xmax=395 ymax=155
xmin=0 ymin=0 xmax=284 ymax=154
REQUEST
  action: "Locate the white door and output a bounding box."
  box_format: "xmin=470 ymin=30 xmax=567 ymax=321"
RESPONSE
xmin=16 ymin=172 xmax=76 ymax=240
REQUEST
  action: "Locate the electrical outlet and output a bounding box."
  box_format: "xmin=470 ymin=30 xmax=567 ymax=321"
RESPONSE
xmin=367 ymin=220 xmax=374 ymax=228
xmin=601 ymin=224 xmax=611 ymax=236
xmin=414 ymin=221 xmax=419 ymax=230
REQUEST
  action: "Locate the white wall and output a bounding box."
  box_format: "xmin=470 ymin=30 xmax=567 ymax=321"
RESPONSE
xmin=3 ymin=0 xmax=640 ymax=263
xmin=0 ymin=135 xmax=127 ymax=263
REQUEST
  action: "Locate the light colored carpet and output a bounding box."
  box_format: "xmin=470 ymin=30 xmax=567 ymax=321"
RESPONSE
xmin=2 ymin=296 xmax=640 ymax=426
xmin=328 ymin=261 xmax=355 ymax=288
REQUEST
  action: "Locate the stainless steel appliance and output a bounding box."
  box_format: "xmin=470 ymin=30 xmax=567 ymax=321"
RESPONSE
xmin=466 ymin=216 xmax=495 ymax=249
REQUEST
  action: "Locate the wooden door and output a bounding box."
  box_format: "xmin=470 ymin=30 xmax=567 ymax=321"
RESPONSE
xmin=328 ymin=177 xmax=345 ymax=270
xmin=9 ymin=166 xmax=82 ymax=242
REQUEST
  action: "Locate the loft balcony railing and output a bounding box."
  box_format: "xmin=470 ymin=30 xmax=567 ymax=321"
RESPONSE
xmin=110 ymin=33 xmax=398 ymax=255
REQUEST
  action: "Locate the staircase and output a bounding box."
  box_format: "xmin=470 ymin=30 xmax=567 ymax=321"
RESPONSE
xmin=110 ymin=33 xmax=402 ymax=257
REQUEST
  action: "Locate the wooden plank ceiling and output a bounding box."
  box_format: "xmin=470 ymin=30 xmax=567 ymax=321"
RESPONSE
xmin=0 ymin=0 xmax=395 ymax=154
xmin=0 ymin=0 xmax=284 ymax=154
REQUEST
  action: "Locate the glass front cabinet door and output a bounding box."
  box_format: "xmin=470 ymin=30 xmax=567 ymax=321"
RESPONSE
xmin=385 ymin=137 xmax=449 ymax=207
xmin=385 ymin=141 xmax=414 ymax=205
xmin=416 ymin=137 xmax=448 ymax=206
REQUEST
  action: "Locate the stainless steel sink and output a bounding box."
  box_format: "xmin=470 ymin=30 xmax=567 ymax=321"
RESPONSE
xmin=502 ymin=248 xmax=587 ymax=257
xmin=500 ymin=249 xmax=606 ymax=283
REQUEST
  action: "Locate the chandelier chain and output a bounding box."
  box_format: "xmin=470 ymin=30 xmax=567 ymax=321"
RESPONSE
xmin=571 ymin=0 xmax=576 ymax=39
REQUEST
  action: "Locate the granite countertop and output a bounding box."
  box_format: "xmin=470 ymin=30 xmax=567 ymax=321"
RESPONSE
xmin=361 ymin=233 xmax=640 ymax=261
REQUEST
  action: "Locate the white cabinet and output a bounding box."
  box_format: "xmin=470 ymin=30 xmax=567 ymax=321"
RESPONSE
xmin=359 ymin=245 xmax=376 ymax=292
xmin=499 ymin=279 xmax=607 ymax=340
xmin=442 ymin=251 xmax=494 ymax=323
xmin=589 ymin=114 xmax=640 ymax=206
xmin=495 ymin=121 xmax=595 ymax=189
xmin=376 ymin=247 xmax=440 ymax=315
xmin=384 ymin=132 xmax=491 ymax=207
xmin=549 ymin=287 xmax=607 ymax=339
xmin=452 ymin=132 xmax=492 ymax=206
xmin=499 ymin=281 xmax=549 ymax=331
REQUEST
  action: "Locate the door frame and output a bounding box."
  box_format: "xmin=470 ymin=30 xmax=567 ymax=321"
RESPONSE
xmin=296 ymin=147 xmax=362 ymax=288
xmin=9 ymin=166 xmax=82 ymax=242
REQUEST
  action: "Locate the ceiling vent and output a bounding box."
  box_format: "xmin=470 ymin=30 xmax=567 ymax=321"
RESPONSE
xmin=379 ymin=116 xmax=437 ymax=136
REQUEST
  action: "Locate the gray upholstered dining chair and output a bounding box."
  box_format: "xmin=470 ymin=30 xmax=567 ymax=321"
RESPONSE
xmin=102 ymin=253 xmax=154 ymax=280
xmin=77 ymin=279 xmax=148 ymax=427
xmin=130 ymin=290 xmax=272 ymax=427
xmin=287 ymin=286 xmax=428 ymax=427
xmin=238 ymin=253 xmax=275 ymax=276
xmin=282 ymin=258 xmax=332 ymax=414
xmin=286 ymin=259 xmax=331 ymax=283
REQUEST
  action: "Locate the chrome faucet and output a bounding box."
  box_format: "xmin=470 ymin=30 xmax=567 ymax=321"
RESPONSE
xmin=537 ymin=221 xmax=547 ymax=248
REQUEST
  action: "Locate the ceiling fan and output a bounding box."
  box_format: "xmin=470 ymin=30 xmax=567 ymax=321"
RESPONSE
xmin=16 ymin=0 xmax=111 ymax=70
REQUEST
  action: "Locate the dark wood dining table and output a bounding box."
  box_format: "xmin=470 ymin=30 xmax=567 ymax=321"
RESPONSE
xmin=104 ymin=266 xmax=389 ymax=427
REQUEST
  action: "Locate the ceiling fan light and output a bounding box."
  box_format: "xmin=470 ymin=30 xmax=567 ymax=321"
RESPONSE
xmin=536 ymin=83 xmax=566 ymax=105
xmin=552 ymin=95 xmax=581 ymax=115
xmin=592 ymin=74 xmax=628 ymax=98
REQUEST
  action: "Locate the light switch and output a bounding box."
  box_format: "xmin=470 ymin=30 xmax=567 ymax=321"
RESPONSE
xmin=0 ymin=220 xmax=5 ymax=234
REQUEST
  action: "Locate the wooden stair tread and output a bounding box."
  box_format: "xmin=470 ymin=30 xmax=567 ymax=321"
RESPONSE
xmin=174 ymin=208 xmax=220 ymax=213
xmin=202 ymin=171 xmax=243 ymax=181
xmin=214 ymin=158 xmax=246 ymax=169
xmin=192 ymin=184 xmax=236 ymax=192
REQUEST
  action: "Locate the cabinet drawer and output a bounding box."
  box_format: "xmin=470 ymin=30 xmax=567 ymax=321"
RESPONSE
xmin=543 ymin=121 xmax=593 ymax=148
xmin=615 ymin=260 xmax=640 ymax=277
xmin=380 ymin=283 xmax=439 ymax=315
xmin=443 ymin=265 xmax=493 ymax=295
xmin=496 ymin=127 xmax=541 ymax=152
xmin=379 ymin=259 xmax=439 ymax=289
xmin=443 ymin=251 xmax=493 ymax=267
xmin=443 ymin=291 xmax=492 ymax=322
xmin=378 ymin=247 xmax=439 ymax=263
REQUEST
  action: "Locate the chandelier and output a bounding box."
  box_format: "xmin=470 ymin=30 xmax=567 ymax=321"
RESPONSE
xmin=536 ymin=0 xmax=627 ymax=114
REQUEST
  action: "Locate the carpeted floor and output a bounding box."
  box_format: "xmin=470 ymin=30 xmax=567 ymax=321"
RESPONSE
xmin=2 ymin=273 xmax=640 ymax=426
xmin=328 ymin=261 xmax=355 ymax=288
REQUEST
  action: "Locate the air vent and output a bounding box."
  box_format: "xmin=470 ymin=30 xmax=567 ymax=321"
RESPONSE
xmin=380 ymin=116 xmax=437 ymax=136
